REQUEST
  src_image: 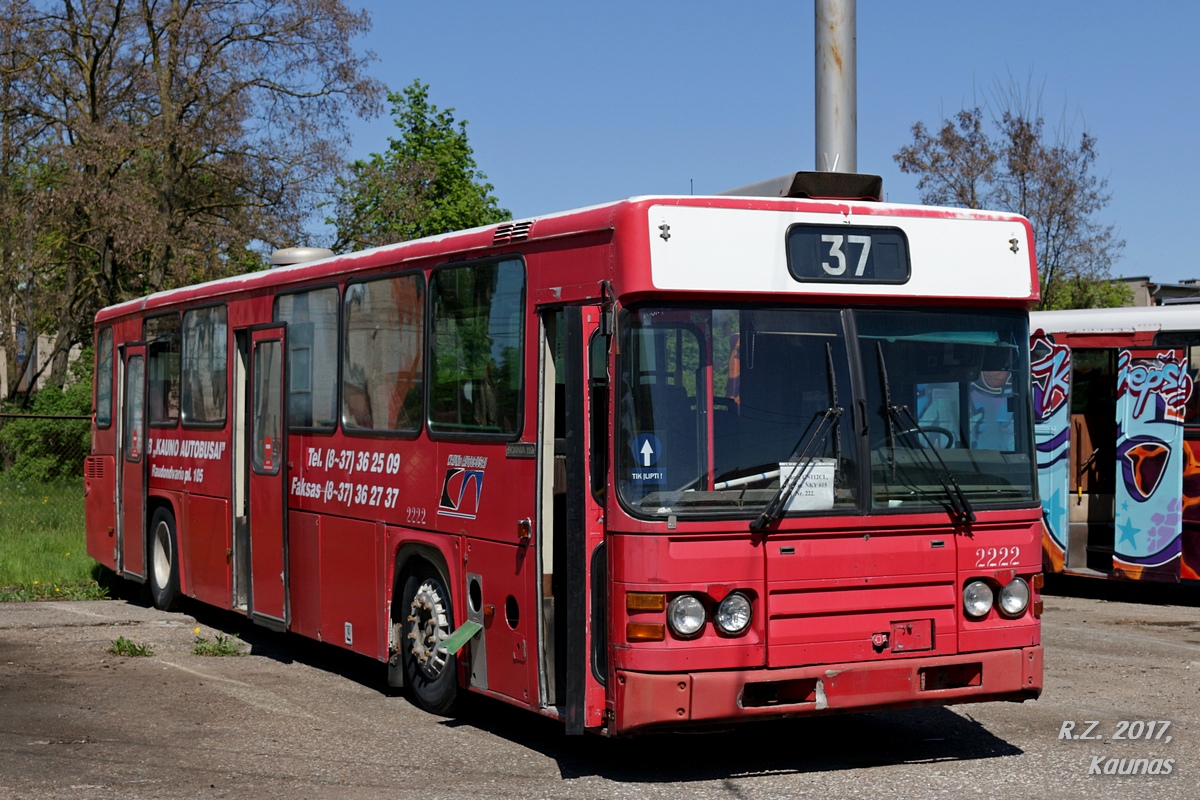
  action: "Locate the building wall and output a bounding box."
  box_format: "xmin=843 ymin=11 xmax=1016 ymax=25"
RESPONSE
xmin=0 ymin=334 xmax=83 ymax=398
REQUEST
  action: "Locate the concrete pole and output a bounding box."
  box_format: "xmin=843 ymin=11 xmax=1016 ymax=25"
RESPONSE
xmin=815 ymin=0 xmax=856 ymax=173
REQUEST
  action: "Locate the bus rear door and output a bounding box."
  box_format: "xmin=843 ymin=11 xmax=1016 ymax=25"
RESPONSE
xmin=117 ymin=343 xmax=147 ymax=580
xmin=246 ymin=324 xmax=289 ymax=627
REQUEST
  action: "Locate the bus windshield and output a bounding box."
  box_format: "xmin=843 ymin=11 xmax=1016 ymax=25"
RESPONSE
xmin=616 ymin=306 xmax=1034 ymax=519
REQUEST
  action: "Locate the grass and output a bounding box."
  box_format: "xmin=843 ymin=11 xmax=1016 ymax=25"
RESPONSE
xmin=0 ymin=478 xmax=108 ymax=601
xmin=110 ymin=635 xmax=154 ymax=657
xmin=193 ymin=630 xmax=244 ymax=657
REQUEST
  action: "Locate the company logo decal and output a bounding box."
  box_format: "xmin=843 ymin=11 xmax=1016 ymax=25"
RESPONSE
xmin=438 ymin=454 xmax=487 ymax=519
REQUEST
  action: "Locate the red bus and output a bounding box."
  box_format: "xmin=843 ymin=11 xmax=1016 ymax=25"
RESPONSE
xmin=86 ymin=172 xmax=1043 ymax=734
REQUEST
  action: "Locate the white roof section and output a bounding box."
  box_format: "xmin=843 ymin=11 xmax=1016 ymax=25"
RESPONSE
xmin=1033 ymin=305 xmax=1200 ymax=334
xmin=646 ymin=204 xmax=1034 ymax=299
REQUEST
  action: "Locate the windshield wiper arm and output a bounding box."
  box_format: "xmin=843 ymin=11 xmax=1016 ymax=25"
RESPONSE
xmin=749 ymin=405 xmax=842 ymax=532
xmin=891 ymin=404 xmax=976 ymax=525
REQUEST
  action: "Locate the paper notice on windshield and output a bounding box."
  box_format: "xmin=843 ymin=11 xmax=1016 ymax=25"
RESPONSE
xmin=780 ymin=459 xmax=835 ymax=511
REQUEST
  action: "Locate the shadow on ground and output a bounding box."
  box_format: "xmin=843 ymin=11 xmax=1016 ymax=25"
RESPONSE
xmin=168 ymin=596 xmax=1023 ymax=783
xmin=1044 ymin=573 xmax=1200 ymax=607
xmin=449 ymin=701 xmax=1021 ymax=782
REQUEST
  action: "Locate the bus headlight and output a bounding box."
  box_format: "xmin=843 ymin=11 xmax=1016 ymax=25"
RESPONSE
xmin=963 ymin=580 xmax=993 ymax=619
xmin=714 ymin=592 xmax=752 ymax=635
xmin=667 ymin=594 xmax=706 ymax=638
xmin=998 ymin=577 xmax=1031 ymax=617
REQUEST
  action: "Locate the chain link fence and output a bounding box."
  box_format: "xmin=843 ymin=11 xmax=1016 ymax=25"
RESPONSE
xmin=0 ymin=413 xmax=91 ymax=484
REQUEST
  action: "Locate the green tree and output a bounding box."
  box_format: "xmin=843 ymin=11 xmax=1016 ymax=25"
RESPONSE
xmin=895 ymin=102 xmax=1128 ymax=310
xmin=331 ymin=81 xmax=510 ymax=251
xmin=0 ymin=0 xmax=383 ymax=398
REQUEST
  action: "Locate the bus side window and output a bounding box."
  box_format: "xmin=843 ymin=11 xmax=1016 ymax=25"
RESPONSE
xmin=429 ymin=258 xmax=525 ymax=436
xmin=181 ymin=305 xmax=228 ymax=426
xmin=275 ymin=287 xmax=339 ymax=430
xmin=342 ymin=273 xmax=425 ymax=433
xmin=95 ymin=327 xmax=114 ymax=428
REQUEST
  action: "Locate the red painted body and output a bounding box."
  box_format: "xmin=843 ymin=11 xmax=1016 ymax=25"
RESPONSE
xmin=87 ymin=193 xmax=1043 ymax=734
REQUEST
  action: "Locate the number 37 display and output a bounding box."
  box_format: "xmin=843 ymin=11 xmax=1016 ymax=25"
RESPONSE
xmin=786 ymin=224 xmax=911 ymax=284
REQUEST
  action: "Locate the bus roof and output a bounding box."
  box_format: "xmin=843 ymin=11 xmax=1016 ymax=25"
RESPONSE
xmin=96 ymin=193 xmax=1038 ymax=324
xmin=1032 ymin=305 xmax=1200 ymax=335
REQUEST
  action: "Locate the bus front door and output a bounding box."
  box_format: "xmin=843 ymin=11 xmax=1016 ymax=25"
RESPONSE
xmin=117 ymin=343 xmax=147 ymax=580
xmin=538 ymin=304 xmax=607 ymax=734
xmin=246 ymin=325 xmax=288 ymax=627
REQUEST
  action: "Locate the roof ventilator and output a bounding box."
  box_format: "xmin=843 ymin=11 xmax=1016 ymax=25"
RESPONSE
xmin=269 ymin=247 xmax=335 ymax=267
xmin=493 ymin=220 xmax=534 ymax=245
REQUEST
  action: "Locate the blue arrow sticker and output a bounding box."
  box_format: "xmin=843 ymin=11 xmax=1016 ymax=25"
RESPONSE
xmin=631 ymin=433 xmax=665 ymax=484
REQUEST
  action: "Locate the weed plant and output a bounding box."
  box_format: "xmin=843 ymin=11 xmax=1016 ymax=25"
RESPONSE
xmin=109 ymin=636 xmax=153 ymax=657
xmin=193 ymin=630 xmax=244 ymax=657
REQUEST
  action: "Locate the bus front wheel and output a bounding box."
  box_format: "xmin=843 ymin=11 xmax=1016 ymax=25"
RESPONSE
xmin=401 ymin=563 xmax=459 ymax=715
xmin=149 ymin=507 xmax=179 ymax=611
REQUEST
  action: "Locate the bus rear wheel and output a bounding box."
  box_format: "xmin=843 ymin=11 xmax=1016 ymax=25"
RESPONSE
xmin=401 ymin=563 xmax=459 ymax=715
xmin=149 ymin=507 xmax=179 ymax=611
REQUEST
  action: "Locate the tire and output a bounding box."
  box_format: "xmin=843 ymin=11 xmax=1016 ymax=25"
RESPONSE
xmin=148 ymin=506 xmax=179 ymax=611
xmin=401 ymin=562 xmax=460 ymax=715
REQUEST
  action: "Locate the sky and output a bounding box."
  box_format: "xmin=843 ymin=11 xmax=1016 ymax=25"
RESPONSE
xmin=340 ymin=1 xmax=1200 ymax=284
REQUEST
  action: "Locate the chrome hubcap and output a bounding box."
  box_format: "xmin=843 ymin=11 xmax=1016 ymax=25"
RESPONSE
xmin=152 ymin=521 xmax=171 ymax=591
xmin=407 ymin=578 xmax=451 ymax=679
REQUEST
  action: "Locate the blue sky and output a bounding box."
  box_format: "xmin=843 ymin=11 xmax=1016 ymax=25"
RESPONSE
xmin=342 ymin=1 xmax=1199 ymax=284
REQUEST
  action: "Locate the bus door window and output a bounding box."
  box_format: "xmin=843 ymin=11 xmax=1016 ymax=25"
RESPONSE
xmin=252 ymin=341 xmax=283 ymax=472
xmin=124 ymin=355 xmax=146 ymax=463
xmin=588 ymin=328 xmax=609 ymax=501
xmin=144 ymin=313 xmax=181 ymax=426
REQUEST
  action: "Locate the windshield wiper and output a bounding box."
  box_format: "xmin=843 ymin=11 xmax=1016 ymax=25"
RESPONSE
xmin=875 ymin=342 xmax=976 ymax=525
xmin=750 ymin=343 xmax=843 ymax=532
xmin=749 ymin=406 xmax=842 ymax=531
xmin=890 ymin=404 xmax=976 ymax=525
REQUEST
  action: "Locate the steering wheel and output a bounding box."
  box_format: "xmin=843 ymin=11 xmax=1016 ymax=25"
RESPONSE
xmin=871 ymin=425 xmax=954 ymax=450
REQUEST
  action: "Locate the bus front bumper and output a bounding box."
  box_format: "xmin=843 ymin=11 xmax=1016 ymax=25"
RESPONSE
xmin=611 ymin=645 xmax=1042 ymax=734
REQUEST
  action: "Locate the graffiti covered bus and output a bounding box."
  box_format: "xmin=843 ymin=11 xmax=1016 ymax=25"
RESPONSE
xmin=1033 ymin=305 xmax=1200 ymax=582
xmin=86 ymin=172 xmax=1043 ymax=735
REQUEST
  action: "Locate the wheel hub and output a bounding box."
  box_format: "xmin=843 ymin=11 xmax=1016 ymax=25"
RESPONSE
xmin=407 ymin=580 xmax=451 ymax=679
xmin=152 ymin=521 xmax=171 ymax=591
